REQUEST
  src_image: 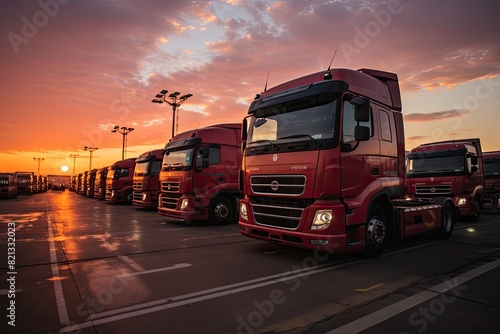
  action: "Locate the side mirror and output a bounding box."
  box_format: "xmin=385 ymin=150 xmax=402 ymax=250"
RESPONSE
xmin=198 ymin=146 xmax=209 ymax=159
xmin=354 ymin=126 xmax=370 ymax=141
xmin=242 ymin=117 xmax=248 ymax=141
xmin=471 ymin=165 xmax=478 ymax=173
xmin=470 ymin=155 xmax=478 ymax=165
xmin=352 ymin=97 xmax=370 ymax=122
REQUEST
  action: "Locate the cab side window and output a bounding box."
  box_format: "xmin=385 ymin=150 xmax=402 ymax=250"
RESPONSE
xmin=380 ymin=110 xmax=392 ymax=142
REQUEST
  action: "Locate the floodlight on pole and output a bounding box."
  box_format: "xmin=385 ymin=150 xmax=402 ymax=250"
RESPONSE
xmin=111 ymin=125 xmax=134 ymax=160
xmin=151 ymin=89 xmax=193 ymax=139
xmin=33 ymin=157 xmax=44 ymax=176
xmin=69 ymin=154 xmax=79 ymax=176
xmin=83 ymin=146 xmax=98 ymax=171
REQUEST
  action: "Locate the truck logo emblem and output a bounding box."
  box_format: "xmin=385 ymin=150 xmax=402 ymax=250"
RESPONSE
xmin=271 ymin=180 xmax=279 ymax=191
xmin=167 ymin=184 xmax=171 ymax=190
xmin=273 ymin=154 xmax=278 ymax=162
xmin=430 ymin=187 xmax=436 ymax=193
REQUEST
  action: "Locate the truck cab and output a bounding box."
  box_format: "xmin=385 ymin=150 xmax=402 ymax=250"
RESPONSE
xmin=105 ymin=158 xmax=136 ymax=204
xmin=0 ymin=173 xmax=17 ymax=199
xmin=132 ymin=149 xmax=163 ymax=208
xmin=483 ymin=151 xmax=500 ymax=209
xmin=406 ymin=139 xmax=485 ymax=220
xmin=158 ymin=124 xmax=242 ymax=224
xmin=93 ymin=167 xmax=108 ymax=199
xmin=238 ymin=68 xmax=455 ymax=257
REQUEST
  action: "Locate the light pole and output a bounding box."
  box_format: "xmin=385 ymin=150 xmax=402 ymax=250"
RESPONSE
xmin=151 ymin=90 xmax=193 ymax=139
xmin=111 ymin=126 xmax=134 ymax=160
xmin=69 ymin=154 xmax=79 ymax=176
xmin=83 ymin=146 xmax=98 ymax=171
xmin=33 ymin=157 xmax=44 ymax=176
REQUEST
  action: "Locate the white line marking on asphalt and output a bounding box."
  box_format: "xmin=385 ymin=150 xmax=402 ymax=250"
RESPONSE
xmin=47 ymin=208 xmax=70 ymax=325
xmin=59 ymin=259 xmax=360 ymax=333
xmin=325 ymin=258 xmax=500 ymax=334
xmin=118 ymin=255 xmax=145 ymax=272
xmin=118 ymin=263 xmax=192 ymax=277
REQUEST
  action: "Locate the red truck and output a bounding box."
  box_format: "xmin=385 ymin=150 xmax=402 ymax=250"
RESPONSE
xmin=158 ymin=124 xmax=242 ymax=225
xmin=483 ymin=151 xmax=500 ymax=209
xmin=238 ymin=68 xmax=456 ymax=257
xmin=15 ymin=172 xmax=34 ymax=195
xmin=93 ymin=167 xmax=108 ymax=199
xmin=105 ymin=158 xmax=136 ymax=204
xmin=86 ymin=169 xmax=97 ymax=197
xmin=406 ymin=139 xmax=485 ymax=221
xmin=0 ymin=173 xmax=17 ymax=199
xmin=132 ymin=149 xmax=163 ymax=208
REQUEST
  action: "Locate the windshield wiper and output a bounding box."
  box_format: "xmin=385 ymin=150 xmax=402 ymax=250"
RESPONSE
xmin=249 ymin=140 xmax=278 ymax=151
xmin=279 ymin=134 xmax=320 ymax=148
xmin=408 ymin=170 xmax=429 ymax=174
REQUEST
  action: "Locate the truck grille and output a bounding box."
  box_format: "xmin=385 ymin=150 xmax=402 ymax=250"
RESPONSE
xmin=250 ymin=175 xmax=306 ymax=196
xmin=415 ymin=184 xmax=452 ymax=195
xmin=161 ymin=181 xmax=180 ymax=193
xmin=250 ymin=197 xmax=312 ymax=230
xmin=160 ymin=193 xmax=182 ymax=209
xmin=133 ymin=192 xmax=143 ymax=201
xmin=133 ymin=182 xmax=143 ymax=191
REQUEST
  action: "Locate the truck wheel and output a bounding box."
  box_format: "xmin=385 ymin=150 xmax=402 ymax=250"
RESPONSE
xmin=362 ymin=204 xmax=388 ymax=258
xmin=437 ymin=202 xmax=454 ymax=239
xmin=470 ymin=197 xmax=482 ymax=222
xmin=209 ymin=196 xmax=233 ymax=225
xmin=124 ymin=191 xmax=133 ymax=205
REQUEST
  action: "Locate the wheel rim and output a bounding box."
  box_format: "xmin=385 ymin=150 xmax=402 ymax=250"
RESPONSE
xmin=367 ymin=217 xmax=386 ymax=247
xmin=214 ymin=202 xmax=229 ymax=221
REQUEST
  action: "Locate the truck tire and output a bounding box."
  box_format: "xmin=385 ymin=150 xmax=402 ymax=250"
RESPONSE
xmin=124 ymin=191 xmax=133 ymax=205
xmin=362 ymin=204 xmax=388 ymax=258
xmin=437 ymin=201 xmax=454 ymax=239
xmin=470 ymin=196 xmax=482 ymax=222
xmin=209 ymin=196 xmax=233 ymax=225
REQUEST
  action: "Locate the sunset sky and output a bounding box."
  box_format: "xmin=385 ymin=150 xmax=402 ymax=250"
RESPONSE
xmin=1 ymin=0 xmax=499 ymax=175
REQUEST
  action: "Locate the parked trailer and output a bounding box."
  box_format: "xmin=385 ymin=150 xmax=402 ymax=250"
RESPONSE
xmin=238 ymin=68 xmax=456 ymax=257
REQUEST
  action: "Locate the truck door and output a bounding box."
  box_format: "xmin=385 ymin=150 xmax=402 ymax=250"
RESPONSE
xmin=193 ymin=146 xmax=223 ymax=201
xmin=339 ymin=97 xmax=380 ymax=199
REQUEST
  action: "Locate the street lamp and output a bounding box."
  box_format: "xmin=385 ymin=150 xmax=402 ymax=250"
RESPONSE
xmin=69 ymin=154 xmax=79 ymax=176
xmin=83 ymin=146 xmax=98 ymax=171
xmin=151 ymin=90 xmax=193 ymax=139
xmin=33 ymin=157 xmax=44 ymax=176
xmin=111 ymin=125 xmax=134 ymax=160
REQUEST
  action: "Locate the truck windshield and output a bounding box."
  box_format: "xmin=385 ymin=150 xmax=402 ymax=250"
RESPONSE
xmin=162 ymin=148 xmax=193 ymax=171
xmin=248 ymin=99 xmax=337 ymax=145
xmin=485 ymin=160 xmax=500 ymax=176
xmin=407 ymin=155 xmax=465 ymax=176
xmin=134 ymin=162 xmax=150 ymax=177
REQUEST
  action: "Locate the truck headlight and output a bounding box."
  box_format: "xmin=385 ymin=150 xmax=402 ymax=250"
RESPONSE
xmin=457 ymin=197 xmax=467 ymax=206
xmin=311 ymin=210 xmax=333 ymax=230
xmin=142 ymin=193 xmax=147 ymax=201
xmin=111 ymin=190 xmax=115 ymax=197
xmin=180 ymin=199 xmax=189 ymax=209
xmin=240 ymin=202 xmax=248 ymax=220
